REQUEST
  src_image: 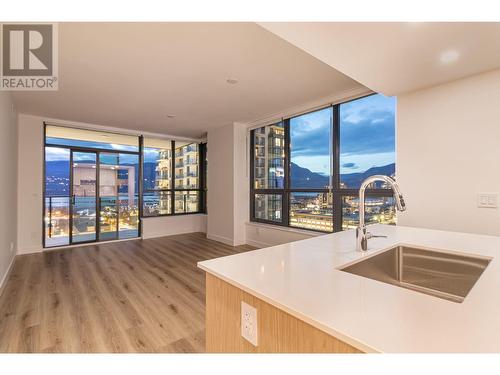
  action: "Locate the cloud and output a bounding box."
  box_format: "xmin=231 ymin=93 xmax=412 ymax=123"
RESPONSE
xmin=342 ymin=162 xmax=359 ymax=169
xmin=45 ymin=147 xmax=70 ymax=161
xmin=340 ymin=94 xmax=396 ymax=156
xmin=289 ymin=95 xmax=396 ymax=159
xmin=143 ymin=148 xmax=163 ymax=163
xmin=290 ymin=107 xmax=332 ymax=158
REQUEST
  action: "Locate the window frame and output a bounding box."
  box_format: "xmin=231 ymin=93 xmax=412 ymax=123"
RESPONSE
xmin=141 ymin=139 xmax=206 ymax=218
xmin=249 ymin=94 xmax=395 ymax=233
xmin=43 ymin=123 xmax=207 ymax=250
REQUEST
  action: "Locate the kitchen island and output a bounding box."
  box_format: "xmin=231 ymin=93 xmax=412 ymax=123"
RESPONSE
xmin=198 ymin=225 xmax=500 ymax=353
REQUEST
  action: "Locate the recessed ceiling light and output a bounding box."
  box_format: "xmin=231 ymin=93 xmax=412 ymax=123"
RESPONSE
xmin=440 ymin=50 xmax=460 ymax=64
xmin=226 ymin=78 xmax=239 ymax=84
xmin=166 ymin=114 xmax=176 ymax=119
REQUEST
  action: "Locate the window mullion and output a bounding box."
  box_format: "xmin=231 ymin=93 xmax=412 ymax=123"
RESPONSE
xmin=139 ymin=135 xmax=144 ymax=234
xmin=332 ymin=104 xmax=342 ymax=232
xmin=283 ymin=119 xmax=290 ymax=226
xmin=171 ymin=140 xmax=175 ymax=214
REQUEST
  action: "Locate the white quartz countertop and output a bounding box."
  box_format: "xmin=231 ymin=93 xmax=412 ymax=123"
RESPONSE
xmin=198 ymin=225 xmax=500 ymax=353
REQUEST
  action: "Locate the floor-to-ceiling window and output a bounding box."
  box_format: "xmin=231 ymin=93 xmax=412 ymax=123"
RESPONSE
xmin=289 ymin=107 xmax=333 ymax=232
xmin=44 ymin=147 xmax=71 ymax=247
xmin=44 ymin=125 xmax=206 ymax=248
xmin=250 ymin=93 xmax=396 ymax=233
xmin=44 ymin=125 xmax=141 ymax=247
xmin=142 ymin=138 xmax=204 ymax=217
xmin=339 ymin=94 xmax=397 ymax=230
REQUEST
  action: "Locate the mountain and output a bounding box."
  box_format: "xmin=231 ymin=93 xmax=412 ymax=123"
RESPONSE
xmin=45 ymin=159 xmax=396 ymax=194
xmin=45 ymin=160 xmax=70 ymax=178
xmin=290 ymin=162 xmax=330 ymax=188
xmin=143 ymin=162 xmax=157 ymax=190
xmin=341 ymin=163 xmax=395 ymax=188
xmin=289 ymin=162 xmax=395 ymax=189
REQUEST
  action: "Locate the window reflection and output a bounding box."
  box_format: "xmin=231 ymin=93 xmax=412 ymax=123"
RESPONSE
xmin=175 ymin=191 xmax=199 ymax=213
xmin=254 ymin=194 xmax=282 ymax=222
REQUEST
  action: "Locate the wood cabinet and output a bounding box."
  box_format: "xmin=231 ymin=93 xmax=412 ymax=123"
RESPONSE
xmin=205 ymin=273 xmax=362 ymax=353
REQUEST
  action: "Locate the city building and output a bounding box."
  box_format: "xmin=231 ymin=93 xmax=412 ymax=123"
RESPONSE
xmin=253 ymin=124 xmax=285 ymax=189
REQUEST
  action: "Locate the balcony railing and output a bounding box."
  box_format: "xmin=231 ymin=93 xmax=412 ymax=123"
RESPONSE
xmin=254 ymin=159 xmax=265 ymax=167
xmin=156 ymin=172 xmax=170 ymax=179
xmin=175 ymin=147 xmax=197 ymax=157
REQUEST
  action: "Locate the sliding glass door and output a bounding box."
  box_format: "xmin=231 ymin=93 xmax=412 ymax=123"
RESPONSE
xmin=71 ymin=151 xmax=97 ymax=243
xmin=98 ymin=153 xmax=139 ymax=241
xmin=99 ymin=153 xmax=119 ymax=240
xmin=44 ymin=147 xmax=140 ymax=247
xmin=45 ymin=147 xmax=71 ymax=247
xmin=116 ymin=153 xmax=139 ymax=239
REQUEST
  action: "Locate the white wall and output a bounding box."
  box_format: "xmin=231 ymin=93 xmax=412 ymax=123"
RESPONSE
xmin=17 ymin=113 xmax=206 ymax=254
xmin=233 ymin=122 xmax=249 ymax=245
xmin=0 ymin=92 xmax=18 ymax=290
xmin=206 ymin=122 xmax=248 ymax=246
xmin=142 ymin=214 xmax=207 ymax=239
xmin=245 ymin=222 xmax=320 ymax=248
xmin=397 ymin=68 xmax=500 ymax=236
xmin=206 ymin=123 xmax=235 ymax=245
xmin=17 ymin=114 xmax=44 ymax=254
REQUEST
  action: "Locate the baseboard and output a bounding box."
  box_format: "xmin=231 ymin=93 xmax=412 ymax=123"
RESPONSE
xmin=142 ymin=229 xmax=204 ymax=240
xmin=0 ymin=254 xmax=16 ymax=298
xmin=245 ymin=239 xmax=272 ymax=249
xmin=17 ymin=246 xmax=43 ymax=255
xmin=206 ymin=233 xmax=236 ymax=246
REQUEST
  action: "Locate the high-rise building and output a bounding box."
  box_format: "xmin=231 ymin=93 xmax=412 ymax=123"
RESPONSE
xmin=253 ymin=124 xmax=284 ymax=189
xmin=174 ymin=143 xmax=199 ymax=189
xmin=253 ymin=124 xmax=285 ymax=221
xmin=155 ymin=149 xmax=172 ymax=189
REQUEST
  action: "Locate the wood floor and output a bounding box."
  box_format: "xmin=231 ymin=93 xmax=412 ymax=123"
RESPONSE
xmin=0 ymin=233 xmax=255 ymax=353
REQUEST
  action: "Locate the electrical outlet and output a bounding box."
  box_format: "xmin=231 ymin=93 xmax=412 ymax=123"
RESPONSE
xmin=478 ymin=193 xmax=498 ymax=208
xmin=241 ymin=301 xmax=258 ymax=346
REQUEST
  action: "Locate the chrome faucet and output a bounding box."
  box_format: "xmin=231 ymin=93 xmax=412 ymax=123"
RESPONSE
xmin=356 ymin=175 xmax=406 ymax=251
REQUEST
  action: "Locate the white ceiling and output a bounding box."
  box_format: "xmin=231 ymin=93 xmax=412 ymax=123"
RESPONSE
xmin=12 ymin=22 xmax=363 ymax=138
xmin=260 ymin=22 xmax=500 ymax=95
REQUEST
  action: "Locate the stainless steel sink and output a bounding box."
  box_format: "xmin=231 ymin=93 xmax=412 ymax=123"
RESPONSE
xmin=340 ymin=245 xmax=492 ymax=303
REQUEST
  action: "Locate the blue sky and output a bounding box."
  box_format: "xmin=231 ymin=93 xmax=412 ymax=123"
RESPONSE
xmin=290 ymin=107 xmax=332 ymax=176
xmin=144 ymin=147 xmax=164 ymax=163
xmin=289 ymin=94 xmax=396 ymax=175
xmin=340 ymin=94 xmax=396 ymax=174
